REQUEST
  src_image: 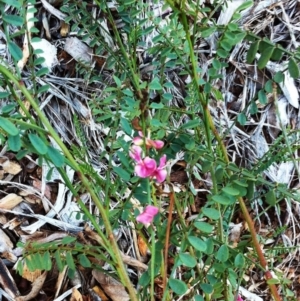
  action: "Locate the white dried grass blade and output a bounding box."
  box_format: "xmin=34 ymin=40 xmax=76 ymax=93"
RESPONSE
xmin=53 ymin=284 xmax=81 ymax=301
xmin=40 ymin=0 xmax=67 ymax=20
xmin=21 ymin=182 xmax=68 ymax=234
xmin=276 ymin=97 xmax=289 ymax=128
xmin=217 ymin=0 xmax=244 ymax=25
xmin=64 ymin=37 xmax=92 ymax=63
xmin=280 ymin=71 xmax=299 ymax=108
xmin=239 ymin=286 xmax=263 ymax=301
xmin=17 ymin=4 xmax=34 ymax=70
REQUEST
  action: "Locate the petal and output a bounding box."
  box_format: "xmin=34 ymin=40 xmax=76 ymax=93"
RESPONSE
xmin=138 ymin=131 xmax=144 ymax=137
xmin=143 ymin=157 xmax=157 ymax=172
xmin=158 ymin=154 xmax=167 ymax=168
xmin=154 ymin=169 xmax=167 ymax=183
xmin=132 ymin=137 xmax=143 ymax=146
xmin=144 ymin=205 xmax=159 ymax=215
xmin=136 ymin=212 xmax=154 ymax=224
xmin=129 ymin=145 xmax=143 ymax=162
xmin=151 ymin=140 xmax=164 ymax=149
xmin=135 ymin=164 xmax=148 ymax=178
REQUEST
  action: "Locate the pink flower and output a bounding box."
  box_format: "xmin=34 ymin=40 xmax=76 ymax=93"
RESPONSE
xmin=130 ymin=146 xmax=157 ymax=178
xmin=151 ymin=155 xmax=167 ymax=183
xmin=236 ymin=295 xmax=243 ymax=301
xmin=133 ymin=131 xmax=164 ymax=149
xmin=129 ymin=146 xmax=167 ymax=182
xmin=136 ymin=205 xmax=159 ymax=225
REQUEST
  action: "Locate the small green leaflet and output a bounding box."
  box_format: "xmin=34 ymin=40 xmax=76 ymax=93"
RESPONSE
xmin=246 ymin=41 xmax=259 ymax=64
xmin=47 ymin=146 xmax=64 ymax=167
xmin=0 ymin=117 xmax=19 ymax=135
xmin=8 ymin=41 xmax=23 ymax=61
xmin=257 ymin=46 xmax=274 ymax=69
xmin=202 ymin=207 xmax=220 ymax=220
xmin=3 ymin=14 xmax=24 ymax=26
xmin=288 ymin=58 xmax=300 ymax=79
xmin=179 ymin=253 xmax=197 ymax=268
xmin=8 ymin=134 xmax=21 ymax=152
xmin=28 ymin=133 xmax=48 ymax=155
xmin=169 ymin=279 xmax=188 ymax=295
xmin=188 ymin=236 xmax=207 ymax=252
xmin=216 ymin=245 xmax=229 ymax=262
xmin=149 ymin=77 xmax=163 ymax=90
xmin=194 ymin=221 xmax=213 ymax=233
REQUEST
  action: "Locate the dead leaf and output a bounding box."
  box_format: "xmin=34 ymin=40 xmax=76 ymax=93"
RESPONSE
xmin=92 ymin=285 xmax=109 ymax=301
xmin=21 ymin=259 xmax=42 ymax=282
xmin=70 ymin=287 xmax=83 ymax=301
xmin=2 ymin=160 xmax=22 ymax=175
xmin=92 ymin=270 xmax=130 ymax=301
xmin=15 ymin=272 xmax=47 ymax=301
xmin=137 ymin=235 xmax=148 ymax=257
xmin=0 ymin=193 xmax=23 ymax=210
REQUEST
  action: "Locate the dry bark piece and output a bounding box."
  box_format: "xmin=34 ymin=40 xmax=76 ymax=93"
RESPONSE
xmin=0 ymin=258 xmax=20 ymax=298
xmin=0 ymin=193 xmax=23 ymax=210
xmin=92 ymin=270 xmax=130 ymax=301
xmin=15 ymin=272 xmax=47 ymax=301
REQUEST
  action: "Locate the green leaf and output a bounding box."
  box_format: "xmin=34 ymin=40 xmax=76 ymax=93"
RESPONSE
xmin=43 ymin=251 xmax=52 ymax=271
xmin=271 ymin=48 xmax=284 ymax=61
xmin=2 ymin=103 xmax=16 ymax=113
xmin=235 ymin=0 xmax=253 ymax=13
xmin=265 ymin=190 xmax=276 ymax=206
xmin=274 ymin=71 xmax=284 ymax=83
xmin=179 ymin=253 xmax=197 ymax=268
xmin=113 ymin=166 xmax=131 ymax=181
xmin=222 ymin=186 xmax=240 ymax=196
xmin=37 ymin=84 xmax=50 ymax=94
xmin=237 ymin=112 xmax=247 ymax=125
xmin=3 ymin=14 xmax=24 ymax=26
xmin=180 ymin=119 xmax=200 ymax=129
xmin=246 ymin=41 xmax=259 ymax=64
xmin=0 ymin=117 xmax=19 ymax=135
xmin=200 ymin=283 xmax=213 ymax=294
xmin=201 ymin=27 xmax=216 ymax=38
xmin=61 ymin=236 xmax=77 ymax=244
xmin=188 ymin=236 xmax=207 ymax=252
xmin=113 ymin=75 xmax=121 ymax=87
xmin=216 ymin=245 xmax=229 ymax=262
xmin=47 ymin=146 xmax=64 ymax=167
xmin=78 ymin=254 xmax=92 ymax=268
xmin=257 ymin=46 xmax=274 ymax=69
xmin=169 ymin=279 xmax=188 ymax=295
xmin=66 ymin=251 xmax=76 ymax=270
xmin=288 ymin=58 xmax=300 ymax=79
xmin=36 ymin=67 xmax=49 ymax=77
xmin=1 ymin=0 xmax=22 ymax=8
xmin=120 ymin=117 xmax=132 ymax=135
xmin=216 ymin=48 xmax=228 ymax=58
xmin=149 ymin=77 xmax=163 ymax=90
xmin=234 ymin=253 xmax=245 ymax=268
xmin=8 ymin=134 xmax=21 ymax=152
xmin=8 ymin=41 xmax=23 ymax=61
xmin=0 ymin=91 xmax=10 ymax=98
xmin=258 ymin=90 xmax=268 ymax=105
xmin=194 ymin=221 xmax=213 ymax=233
xmin=202 ymin=207 xmax=220 ymax=220
xmin=267 ymin=278 xmax=280 ymax=285
xmin=149 ymin=102 xmax=164 ymax=109
xmin=28 ymin=133 xmax=48 ymax=155
xmin=55 ymin=250 xmax=64 ymax=272
xmin=195 ymin=296 xmax=204 ymax=301
xmin=212 ymin=194 xmax=234 ymax=205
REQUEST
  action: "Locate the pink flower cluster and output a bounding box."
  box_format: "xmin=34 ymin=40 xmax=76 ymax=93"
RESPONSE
xmin=129 ymin=132 xmax=167 ymax=183
xmin=131 ymin=132 xmax=166 ymax=225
